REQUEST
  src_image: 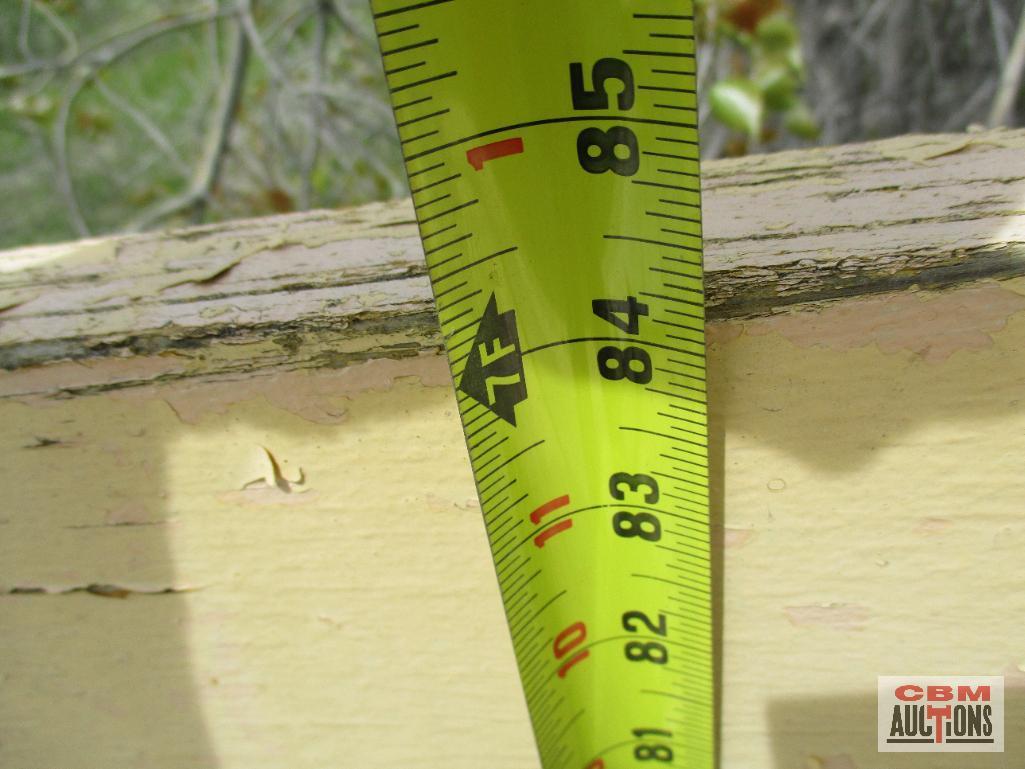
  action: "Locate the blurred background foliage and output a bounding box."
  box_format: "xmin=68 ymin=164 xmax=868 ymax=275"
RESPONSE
xmin=1 ymin=0 xmax=1024 ymax=250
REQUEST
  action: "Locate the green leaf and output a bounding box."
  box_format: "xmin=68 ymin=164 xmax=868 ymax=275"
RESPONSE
xmin=756 ymin=12 xmax=800 ymax=54
xmin=784 ymin=101 xmax=820 ymax=140
xmin=786 ymin=43 xmax=806 ymax=77
xmin=709 ymin=78 xmax=764 ymax=137
xmin=755 ymin=65 xmax=799 ymax=111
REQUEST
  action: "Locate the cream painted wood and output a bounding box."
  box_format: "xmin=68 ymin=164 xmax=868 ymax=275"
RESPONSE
xmin=2 ymin=130 xmax=1024 ymax=769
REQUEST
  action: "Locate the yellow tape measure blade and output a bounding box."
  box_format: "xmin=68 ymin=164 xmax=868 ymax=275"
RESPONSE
xmin=372 ymin=3 xmax=713 ymax=767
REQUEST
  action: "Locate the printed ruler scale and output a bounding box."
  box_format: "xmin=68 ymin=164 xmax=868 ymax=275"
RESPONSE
xmin=371 ymin=2 xmax=713 ymax=767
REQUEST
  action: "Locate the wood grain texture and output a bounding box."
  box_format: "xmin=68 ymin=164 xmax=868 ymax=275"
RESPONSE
xmin=2 ymin=130 xmax=1024 ymax=388
xmin=2 ymin=131 xmax=1025 ymax=769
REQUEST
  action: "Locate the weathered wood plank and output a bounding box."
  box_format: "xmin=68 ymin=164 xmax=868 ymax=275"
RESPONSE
xmin=1 ymin=129 xmax=1023 ymax=388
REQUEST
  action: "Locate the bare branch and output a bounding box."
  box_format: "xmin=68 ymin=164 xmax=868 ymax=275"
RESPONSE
xmin=205 ymin=0 xmax=222 ymax=74
xmin=235 ymin=0 xmax=307 ymax=201
xmin=989 ymin=2 xmax=1025 ymax=127
xmin=30 ymin=0 xmax=77 ymax=52
xmin=37 ymin=6 xmax=241 ymax=237
xmin=94 ymin=79 xmax=190 ymax=176
xmin=0 ymin=5 xmax=235 ymax=81
xmin=19 ymin=0 xmax=34 ymax=62
xmin=22 ymin=3 xmax=81 ymax=235
xmin=238 ymin=0 xmax=289 ymax=84
xmin=329 ymin=0 xmax=377 ymax=47
xmin=231 ymin=137 xmax=278 ymax=193
xmin=988 ymin=0 xmax=1012 ymax=65
xmin=266 ymin=2 xmax=318 ymax=45
xmin=317 ymin=120 xmax=405 ymax=199
xmin=127 ymin=17 xmax=250 ymax=231
xmin=298 ymin=82 xmax=393 ymax=124
xmin=16 ymin=0 xmax=78 ymax=99
xmin=944 ymin=77 xmax=996 ymax=132
xmin=300 ymin=0 xmax=330 ymax=209
xmin=52 ymin=71 xmax=90 ymax=237
xmin=850 ymin=0 xmax=889 ymax=51
xmin=197 ymin=17 xmax=251 ymax=208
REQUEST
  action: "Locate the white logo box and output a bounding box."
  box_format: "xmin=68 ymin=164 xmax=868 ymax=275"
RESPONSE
xmin=878 ymin=676 xmax=1004 ymax=753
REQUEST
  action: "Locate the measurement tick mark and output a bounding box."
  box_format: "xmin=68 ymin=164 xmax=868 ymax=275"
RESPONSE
xmin=467 ymin=137 xmax=525 ymax=170
xmin=380 ymin=38 xmax=438 ymax=57
xmin=373 ymin=0 xmax=453 ymax=19
xmin=377 ymin=23 xmax=418 ymax=37
xmin=634 ymin=13 xmax=694 ymax=20
xmin=390 ymin=70 xmax=457 ymax=94
xmin=623 ymin=49 xmax=696 ymax=59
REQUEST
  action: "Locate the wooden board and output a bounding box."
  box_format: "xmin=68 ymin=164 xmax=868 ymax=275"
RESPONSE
xmin=2 ymin=130 xmax=1025 ymax=769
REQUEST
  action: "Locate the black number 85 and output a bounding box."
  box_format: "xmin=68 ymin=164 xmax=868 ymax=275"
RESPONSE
xmin=577 ymin=126 xmax=639 ymax=176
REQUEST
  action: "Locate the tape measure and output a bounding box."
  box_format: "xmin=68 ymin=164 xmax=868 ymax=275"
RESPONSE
xmin=371 ymin=2 xmax=712 ymax=767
